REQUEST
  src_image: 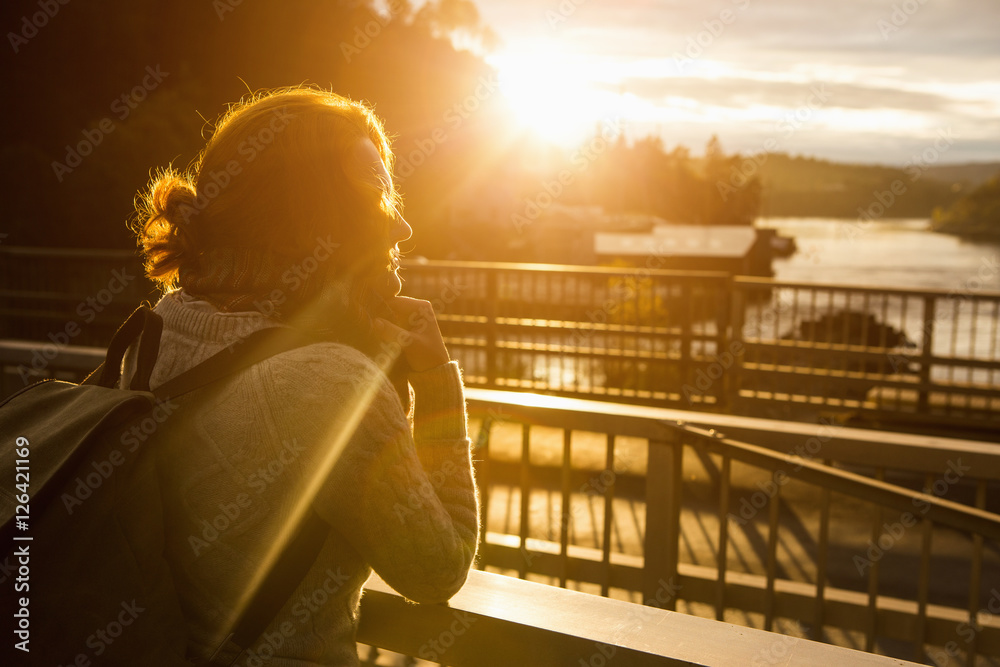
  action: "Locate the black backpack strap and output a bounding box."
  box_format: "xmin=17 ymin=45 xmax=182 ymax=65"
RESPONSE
xmin=83 ymin=305 xmax=163 ymax=389
xmin=205 ymin=507 xmax=330 ymax=665
xmin=150 ymin=326 xmax=333 ymax=664
xmin=151 ymin=326 xmax=323 ymax=402
xmin=233 ymin=507 xmax=330 ymax=646
xmin=130 ymin=311 xmax=164 ymax=391
xmin=81 ymin=306 xmax=334 ymax=663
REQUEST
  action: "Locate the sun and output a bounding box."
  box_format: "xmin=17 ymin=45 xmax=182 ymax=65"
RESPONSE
xmin=488 ymin=48 xmax=623 ymax=148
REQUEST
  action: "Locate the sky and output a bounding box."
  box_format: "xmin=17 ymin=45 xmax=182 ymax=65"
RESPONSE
xmin=470 ymin=0 xmax=1000 ymax=165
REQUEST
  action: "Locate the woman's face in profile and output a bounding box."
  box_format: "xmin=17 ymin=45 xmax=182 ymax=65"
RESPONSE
xmin=353 ymin=139 xmax=412 ymax=298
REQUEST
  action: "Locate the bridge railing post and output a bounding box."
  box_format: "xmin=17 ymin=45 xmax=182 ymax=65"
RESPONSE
xmin=918 ymin=295 xmax=936 ymax=412
xmin=643 ymin=429 xmax=683 ymax=610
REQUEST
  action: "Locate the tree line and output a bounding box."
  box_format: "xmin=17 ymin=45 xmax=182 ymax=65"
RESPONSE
xmin=2 ymin=0 xmax=980 ymax=259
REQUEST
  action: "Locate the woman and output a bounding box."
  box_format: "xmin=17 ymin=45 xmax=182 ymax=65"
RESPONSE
xmin=125 ymin=86 xmax=479 ymax=665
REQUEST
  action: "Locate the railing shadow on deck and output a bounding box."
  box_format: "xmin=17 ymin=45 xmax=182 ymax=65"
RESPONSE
xmin=464 ymin=389 xmax=1000 ymax=666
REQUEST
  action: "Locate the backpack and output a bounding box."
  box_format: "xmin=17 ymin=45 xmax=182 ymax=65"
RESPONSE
xmin=0 ymin=306 xmax=328 ymax=665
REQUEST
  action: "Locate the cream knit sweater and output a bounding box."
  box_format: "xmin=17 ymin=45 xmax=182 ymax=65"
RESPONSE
xmin=121 ymin=290 xmax=479 ymax=666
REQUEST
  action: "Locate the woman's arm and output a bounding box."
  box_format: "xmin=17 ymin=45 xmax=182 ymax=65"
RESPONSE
xmin=276 ymin=309 xmax=479 ymax=603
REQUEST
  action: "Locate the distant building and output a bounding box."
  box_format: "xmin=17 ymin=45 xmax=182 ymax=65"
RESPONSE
xmin=595 ymin=224 xmax=786 ymax=276
xmin=445 ymin=195 xmax=792 ymax=274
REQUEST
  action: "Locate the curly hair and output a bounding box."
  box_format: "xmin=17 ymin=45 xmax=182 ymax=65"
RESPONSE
xmin=132 ymin=86 xmax=403 ymax=321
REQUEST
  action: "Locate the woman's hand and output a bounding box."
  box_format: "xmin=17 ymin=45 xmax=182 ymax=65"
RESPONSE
xmin=373 ymin=296 xmax=450 ymax=372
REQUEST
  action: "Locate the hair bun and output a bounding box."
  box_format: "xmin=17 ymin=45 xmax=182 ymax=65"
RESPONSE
xmin=161 ymin=182 xmax=201 ymax=228
xmin=133 ymin=168 xmax=201 ymax=289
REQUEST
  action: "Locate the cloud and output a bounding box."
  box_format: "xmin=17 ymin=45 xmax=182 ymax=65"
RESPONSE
xmin=603 ymin=74 xmax=976 ymax=115
xmin=474 ymin=0 xmax=1000 ymax=162
xmin=555 ymin=0 xmax=1000 ymax=59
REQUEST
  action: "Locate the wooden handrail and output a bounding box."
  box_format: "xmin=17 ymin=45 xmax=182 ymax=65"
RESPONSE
xmin=1 ymin=340 xmax=996 ymax=478
xmin=4 ymin=250 xmax=1000 ymax=434
xmin=461 ymin=388 xmax=1000 ymax=659
xmin=3 ymin=339 xmax=994 ymax=660
xmin=465 ymin=388 xmax=1000 ymax=478
xmin=669 ymin=422 xmax=1000 ymax=541
xmin=401 ymin=257 xmax=732 ymax=279
xmin=735 ymin=274 xmax=1000 ymax=300
xmin=358 ymin=570 xmax=923 ymax=666
xmin=0 ymin=246 xmax=139 ymax=260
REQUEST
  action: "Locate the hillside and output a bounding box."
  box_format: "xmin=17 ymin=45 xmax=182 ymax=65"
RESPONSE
xmin=932 ymin=176 xmax=1000 ymax=239
xmin=755 ymin=154 xmax=1000 ymax=219
xmin=924 ymin=162 xmax=1000 ymax=187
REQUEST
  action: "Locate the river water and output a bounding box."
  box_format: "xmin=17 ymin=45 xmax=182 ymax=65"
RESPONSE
xmin=753 ymin=218 xmax=1000 ymax=385
xmin=758 ymin=217 xmax=1000 ymax=293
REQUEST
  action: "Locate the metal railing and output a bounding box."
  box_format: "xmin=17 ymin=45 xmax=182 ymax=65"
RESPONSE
xmin=403 ymin=261 xmax=733 ymax=405
xmin=1 ymin=341 xmax=998 ymax=664
xmin=0 ymin=339 xmax=107 ymax=398
xmin=464 ymin=389 xmax=1000 ymax=665
xmin=403 ymin=262 xmax=1000 ymax=435
xmin=0 ymin=246 xmax=158 ymax=346
xmin=3 ymin=248 xmax=999 ymax=434
xmin=732 ymin=278 xmax=1000 ymax=433
xmin=1 ymin=329 xmax=944 ymax=666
